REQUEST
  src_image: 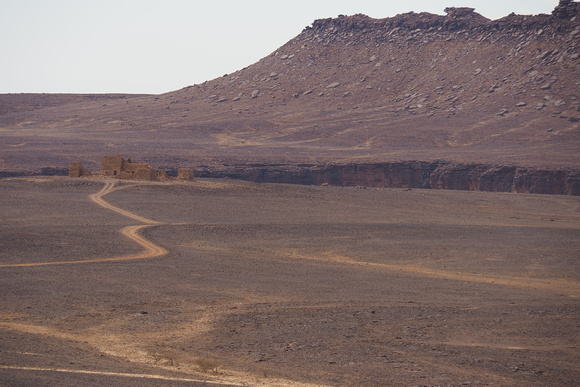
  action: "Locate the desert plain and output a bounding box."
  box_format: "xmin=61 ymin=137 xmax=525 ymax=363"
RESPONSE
xmin=0 ymin=176 xmax=579 ymax=386
xmin=1 ymin=3 xmax=580 ymax=385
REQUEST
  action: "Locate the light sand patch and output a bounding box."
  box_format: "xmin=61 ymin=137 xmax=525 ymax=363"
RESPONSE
xmin=183 ymin=242 xmax=580 ymax=298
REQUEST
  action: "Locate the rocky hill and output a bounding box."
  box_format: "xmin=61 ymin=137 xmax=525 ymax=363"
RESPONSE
xmin=1 ymin=2 xmax=579 ymax=193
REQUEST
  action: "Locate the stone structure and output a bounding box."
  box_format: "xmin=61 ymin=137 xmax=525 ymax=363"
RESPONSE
xmin=157 ymin=169 xmax=168 ymax=180
xmin=134 ymin=167 xmax=157 ymax=181
xmin=99 ymin=155 xmax=124 ymax=177
xmin=100 ymin=155 xmax=157 ymax=180
xmin=178 ymin=168 xmax=194 ymax=181
xmin=69 ymin=155 xmax=194 ymax=182
xmin=68 ymin=161 xmax=91 ymax=178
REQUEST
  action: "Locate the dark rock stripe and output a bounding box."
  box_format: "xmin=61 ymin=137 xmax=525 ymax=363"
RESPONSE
xmin=195 ymin=162 xmax=580 ymax=196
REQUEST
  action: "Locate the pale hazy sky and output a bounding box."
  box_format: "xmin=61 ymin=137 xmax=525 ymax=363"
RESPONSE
xmin=0 ymin=0 xmax=559 ymax=94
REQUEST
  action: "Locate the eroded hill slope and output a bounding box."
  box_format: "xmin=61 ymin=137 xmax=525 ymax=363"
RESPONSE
xmin=0 ymin=4 xmax=579 ymax=191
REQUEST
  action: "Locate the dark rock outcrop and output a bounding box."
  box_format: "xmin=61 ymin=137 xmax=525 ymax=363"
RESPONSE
xmin=197 ymin=162 xmax=580 ymax=196
xmin=553 ymin=0 xmax=580 ymax=18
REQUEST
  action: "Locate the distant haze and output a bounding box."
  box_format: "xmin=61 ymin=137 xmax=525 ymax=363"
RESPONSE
xmin=0 ymin=0 xmax=558 ymax=94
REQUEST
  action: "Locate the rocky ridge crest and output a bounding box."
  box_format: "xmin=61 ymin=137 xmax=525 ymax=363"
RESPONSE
xmin=173 ymin=2 xmax=579 ymax=123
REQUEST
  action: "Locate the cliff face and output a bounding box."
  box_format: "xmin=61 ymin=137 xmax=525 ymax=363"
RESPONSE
xmin=429 ymin=164 xmax=580 ymax=195
xmin=197 ymin=162 xmax=580 ymax=196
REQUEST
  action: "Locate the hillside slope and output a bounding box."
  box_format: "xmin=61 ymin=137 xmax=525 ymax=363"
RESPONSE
xmin=0 ymin=4 xmax=579 ymax=187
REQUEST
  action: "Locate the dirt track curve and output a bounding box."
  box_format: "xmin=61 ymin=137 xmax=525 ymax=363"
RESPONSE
xmin=0 ymin=181 xmax=168 ymax=268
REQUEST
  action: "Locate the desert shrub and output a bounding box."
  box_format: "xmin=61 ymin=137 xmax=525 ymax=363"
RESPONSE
xmin=195 ymin=357 xmax=222 ymax=374
xmin=148 ymin=350 xmax=177 ymax=366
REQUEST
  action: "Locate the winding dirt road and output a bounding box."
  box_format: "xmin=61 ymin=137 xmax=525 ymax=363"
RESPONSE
xmin=89 ymin=181 xmax=161 ymax=225
xmin=0 ymin=181 xmax=168 ymax=267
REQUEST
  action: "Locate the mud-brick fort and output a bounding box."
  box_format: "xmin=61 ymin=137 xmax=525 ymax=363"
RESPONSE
xmin=69 ymin=155 xmax=194 ymax=182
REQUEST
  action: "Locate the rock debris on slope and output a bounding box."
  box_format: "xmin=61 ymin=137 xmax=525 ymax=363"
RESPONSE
xmin=1 ymin=3 xmax=579 ymax=183
xmin=174 ymin=4 xmax=579 ymax=119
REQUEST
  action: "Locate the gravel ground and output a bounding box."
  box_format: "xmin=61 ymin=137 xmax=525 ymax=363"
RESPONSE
xmin=1 ymin=177 xmax=579 ymax=386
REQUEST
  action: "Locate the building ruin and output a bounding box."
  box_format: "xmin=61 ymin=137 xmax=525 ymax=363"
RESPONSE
xmin=178 ymin=168 xmax=194 ymax=181
xmin=69 ymin=155 xmax=194 ymax=182
xmin=68 ymin=161 xmax=92 ymax=178
xmin=100 ymin=155 xmax=158 ymax=180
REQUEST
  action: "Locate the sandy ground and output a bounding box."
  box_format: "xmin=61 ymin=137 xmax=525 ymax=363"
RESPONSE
xmin=0 ymin=177 xmax=579 ymax=386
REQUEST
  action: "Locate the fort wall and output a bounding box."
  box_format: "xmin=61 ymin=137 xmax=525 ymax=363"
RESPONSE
xmin=178 ymin=169 xmax=194 ymax=181
xmin=68 ymin=161 xmax=91 ymax=178
xmin=135 ymin=168 xmax=157 ymax=181
xmin=100 ymin=155 xmax=124 ymax=177
xmin=69 ymin=155 xmax=194 ymax=182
